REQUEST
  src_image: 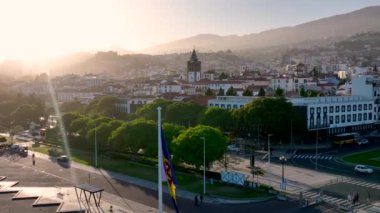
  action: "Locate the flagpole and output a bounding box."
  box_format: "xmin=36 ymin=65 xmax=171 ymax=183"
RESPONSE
xmin=157 ymin=106 xmax=163 ymax=213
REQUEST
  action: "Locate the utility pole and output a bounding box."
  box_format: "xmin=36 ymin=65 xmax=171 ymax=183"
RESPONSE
xmin=200 ymin=137 xmax=206 ymax=195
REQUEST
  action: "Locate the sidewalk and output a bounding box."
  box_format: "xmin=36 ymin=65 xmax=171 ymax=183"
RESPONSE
xmin=31 ymin=151 xmax=269 ymax=208
xmin=212 ymin=154 xmax=342 ymax=194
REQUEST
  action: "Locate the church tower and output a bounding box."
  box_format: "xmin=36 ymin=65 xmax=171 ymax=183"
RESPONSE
xmin=187 ymin=49 xmax=201 ymax=83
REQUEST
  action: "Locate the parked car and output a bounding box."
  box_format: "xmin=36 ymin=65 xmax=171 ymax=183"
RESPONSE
xmin=227 ymin=144 xmax=240 ymax=152
xmin=354 ymin=165 xmax=373 ymax=174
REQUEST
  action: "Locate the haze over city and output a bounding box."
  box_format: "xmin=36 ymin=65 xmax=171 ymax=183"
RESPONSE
xmin=1 ymin=1 xmax=380 ymax=213
xmin=0 ymin=0 xmax=379 ymax=61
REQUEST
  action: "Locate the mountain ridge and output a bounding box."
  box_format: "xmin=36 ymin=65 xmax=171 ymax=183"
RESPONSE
xmin=142 ymin=6 xmax=380 ymax=54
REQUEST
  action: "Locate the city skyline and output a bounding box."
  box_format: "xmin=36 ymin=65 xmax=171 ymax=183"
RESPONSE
xmin=0 ymin=0 xmax=379 ymax=61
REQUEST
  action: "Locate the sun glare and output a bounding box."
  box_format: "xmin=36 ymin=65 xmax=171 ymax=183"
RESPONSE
xmin=0 ymin=0 xmax=127 ymax=61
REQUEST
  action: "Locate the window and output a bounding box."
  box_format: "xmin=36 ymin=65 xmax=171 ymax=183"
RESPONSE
xmin=369 ymin=113 xmax=372 ymax=120
xmin=341 ymin=115 xmax=345 ymax=123
xmin=342 ymin=106 xmax=345 ymax=112
xmin=353 ymin=105 xmax=357 ymax=111
xmin=310 ymin=108 xmax=314 ymax=114
xmin=347 ymin=105 xmax=351 ymax=112
xmin=353 ymin=114 xmax=357 ymax=122
xmin=329 ymin=116 xmax=334 ymax=124
xmin=358 ymin=113 xmax=362 ymax=121
xmin=329 ymin=106 xmax=334 ymax=113
xmin=347 ymin=114 xmax=351 ymax=122
xmin=359 ymin=104 xmax=362 ymax=111
xmin=215 ymin=104 xmax=219 ymax=107
xmin=335 ymin=106 xmax=340 ymax=113
xmin=323 ymin=107 xmax=327 ymax=113
xmin=364 ymin=113 xmax=367 ymax=120
xmin=210 ymin=104 xmax=214 ymax=107
xmin=310 ymin=117 xmax=314 ymax=127
xmin=227 ymin=104 xmax=231 ymax=109
xmin=233 ymin=105 xmax=238 ymax=109
xmin=364 ymin=104 xmax=367 ymax=110
xmin=221 ymin=104 xmax=225 ymax=108
xmin=317 ymin=107 xmax=321 ymax=113
xmin=369 ymin=104 xmax=372 ymax=110
xmin=335 ymin=116 xmax=339 ymax=124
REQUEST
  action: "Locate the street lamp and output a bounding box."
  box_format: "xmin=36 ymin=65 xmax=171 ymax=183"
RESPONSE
xmin=279 ymin=155 xmax=287 ymax=190
xmin=268 ymin=134 xmax=273 ymax=164
xmin=268 ymin=134 xmax=273 ymax=187
xmin=94 ymin=124 xmax=98 ymax=168
xmin=315 ymin=128 xmax=318 ymax=171
xmin=200 ymin=137 xmax=206 ymax=195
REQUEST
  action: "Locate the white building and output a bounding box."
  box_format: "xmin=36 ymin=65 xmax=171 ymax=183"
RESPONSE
xmin=270 ymin=76 xmax=313 ymax=92
xmin=208 ymin=95 xmax=376 ymax=134
xmin=56 ymin=91 xmax=101 ymax=104
xmin=208 ymin=96 xmax=255 ymax=110
xmin=158 ymin=80 xmax=182 ymax=94
xmin=115 ymin=97 xmax=155 ymax=114
xmin=289 ymin=96 xmax=376 ymax=134
xmin=351 ymin=75 xmax=380 ymax=124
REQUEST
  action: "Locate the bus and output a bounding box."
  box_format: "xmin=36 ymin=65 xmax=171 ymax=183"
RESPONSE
xmin=333 ymin=132 xmax=360 ymax=145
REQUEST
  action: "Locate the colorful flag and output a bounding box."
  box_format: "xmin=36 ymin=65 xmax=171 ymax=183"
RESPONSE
xmin=161 ymin=128 xmax=179 ymax=213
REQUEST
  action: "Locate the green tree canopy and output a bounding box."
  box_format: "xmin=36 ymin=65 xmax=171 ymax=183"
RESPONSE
xmin=205 ymin=88 xmax=214 ymax=96
xmin=219 ymin=72 xmax=229 ymax=80
xmin=242 ymin=88 xmax=253 ymax=96
xmin=258 ymin=88 xmax=266 ymax=97
xmin=238 ymin=98 xmax=306 ymax=143
xmin=165 ymin=102 xmax=205 ymax=127
xmin=135 ymin=99 xmax=173 ymax=120
xmin=69 ymin=117 xmax=91 ymax=136
xmin=62 ymin=112 xmax=83 ymax=135
xmin=299 ymin=87 xmax=307 ymax=97
xmin=10 ymin=104 xmax=43 ymax=128
xmin=60 ymin=101 xmax=84 ymax=113
xmin=275 ymin=88 xmax=284 ymax=97
xmin=172 ymin=125 xmax=227 ymax=169
xmin=199 ymin=107 xmax=233 ymax=131
xmin=217 ymin=88 xmax=225 ymax=96
xmin=95 ymin=96 xmax=119 ymax=117
xmin=109 ymin=119 xmax=157 ymax=156
xmin=86 ymin=120 xmax=123 ymax=152
xmin=226 ymin=86 xmax=237 ymax=96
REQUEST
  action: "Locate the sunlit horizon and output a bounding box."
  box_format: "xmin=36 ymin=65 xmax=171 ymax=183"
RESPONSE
xmin=0 ymin=0 xmax=379 ymax=61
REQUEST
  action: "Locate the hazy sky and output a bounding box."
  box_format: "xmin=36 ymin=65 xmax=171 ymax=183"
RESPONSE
xmin=0 ymin=0 xmax=379 ymax=60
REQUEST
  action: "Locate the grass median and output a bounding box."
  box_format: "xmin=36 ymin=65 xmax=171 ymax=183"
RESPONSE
xmin=30 ymin=144 xmax=271 ymax=199
xmin=342 ymin=149 xmax=380 ymax=168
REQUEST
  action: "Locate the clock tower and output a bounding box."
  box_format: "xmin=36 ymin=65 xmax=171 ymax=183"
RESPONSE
xmin=187 ymin=49 xmax=201 ymax=83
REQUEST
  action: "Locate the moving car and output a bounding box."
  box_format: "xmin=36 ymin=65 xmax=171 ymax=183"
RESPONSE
xmin=354 ymin=165 xmax=373 ymax=174
xmin=57 ymin=155 xmax=70 ymax=165
xmin=356 ymin=138 xmax=369 ymax=145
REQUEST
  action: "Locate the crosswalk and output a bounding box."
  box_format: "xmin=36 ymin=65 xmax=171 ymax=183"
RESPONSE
xmin=292 ymin=154 xmax=334 ymax=160
xmin=301 ymin=191 xmax=369 ymax=210
xmin=343 ymin=178 xmax=380 ymax=190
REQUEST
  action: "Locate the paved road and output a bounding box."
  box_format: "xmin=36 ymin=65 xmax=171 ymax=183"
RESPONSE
xmin=0 ymin=150 xmax=338 ymax=213
xmin=290 ymin=145 xmax=380 ymax=184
